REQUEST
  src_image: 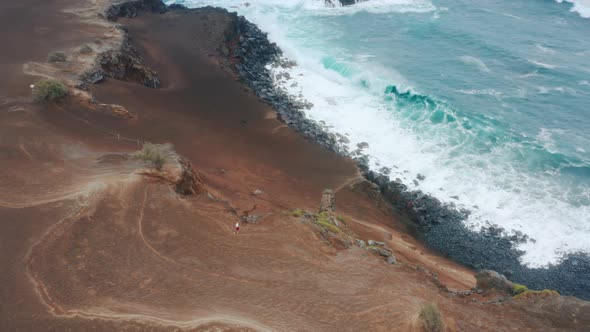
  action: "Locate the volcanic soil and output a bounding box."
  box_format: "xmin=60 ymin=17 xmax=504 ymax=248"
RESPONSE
xmin=1 ymin=1 xmax=589 ymax=331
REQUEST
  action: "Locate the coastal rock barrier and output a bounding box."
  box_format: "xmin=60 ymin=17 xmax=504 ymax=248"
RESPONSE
xmin=223 ymin=12 xmax=347 ymax=157
xmin=217 ymin=6 xmax=590 ymax=300
xmin=85 ymin=0 xmax=590 ymax=301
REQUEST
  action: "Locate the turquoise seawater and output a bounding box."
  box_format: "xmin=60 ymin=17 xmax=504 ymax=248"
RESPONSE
xmin=170 ymin=0 xmax=590 ymax=267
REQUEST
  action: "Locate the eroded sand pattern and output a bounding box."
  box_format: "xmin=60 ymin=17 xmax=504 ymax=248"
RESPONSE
xmin=2 ymin=1 xmax=590 ymax=331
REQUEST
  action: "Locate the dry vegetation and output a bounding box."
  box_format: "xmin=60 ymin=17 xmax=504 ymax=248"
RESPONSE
xmin=419 ymin=303 xmax=444 ymax=332
xmin=47 ymin=51 xmax=66 ymax=62
xmin=80 ymin=44 xmax=93 ymax=54
xmin=135 ymin=143 xmax=166 ymax=170
xmin=32 ymin=79 xmax=68 ymax=103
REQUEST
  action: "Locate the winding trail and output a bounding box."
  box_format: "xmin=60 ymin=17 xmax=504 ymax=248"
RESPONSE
xmin=26 ymin=202 xmax=91 ymax=315
xmin=136 ymin=186 xmax=178 ymax=265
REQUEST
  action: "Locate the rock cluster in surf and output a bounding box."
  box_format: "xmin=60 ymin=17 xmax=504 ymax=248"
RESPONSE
xmin=325 ymin=0 xmax=366 ymax=6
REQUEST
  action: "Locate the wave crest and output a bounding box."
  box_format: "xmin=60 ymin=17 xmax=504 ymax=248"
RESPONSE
xmin=555 ymin=0 xmax=590 ymax=18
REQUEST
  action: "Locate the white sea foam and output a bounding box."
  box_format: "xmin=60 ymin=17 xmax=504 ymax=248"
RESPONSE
xmin=320 ymin=0 xmax=437 ymax=14
xmin=528 ymin=59 xmax=559 ymax=69
xmin=457 ymin=89 xmax=502 ymax=98
xmin=176 ymin=0 xmax=590 ymax=268
xmin=169 ymin=0 xmax=435 ymax=15
xmin=536 ymin=44 xmax=556 ymax=54
xmin=537 ymin=128 xmax=566 ymax=152
xmin=556 ymin=0 xmax=590 ymax=18
xmin=537 ymin=86 xmax=577 ymax=95
xmin=480 ymin=8 xmax=523 ymax=20
xmin=520 ymin=70 xmax=539 ymax=78
xmin=459 ymin=55 xmax=491 ymax=73
xmin=270 ymin=56 xmax=590 ymax=267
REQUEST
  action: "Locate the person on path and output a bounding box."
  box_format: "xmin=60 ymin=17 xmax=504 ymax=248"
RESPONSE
xmin=235 ymin=222 xmax=240 ymax=234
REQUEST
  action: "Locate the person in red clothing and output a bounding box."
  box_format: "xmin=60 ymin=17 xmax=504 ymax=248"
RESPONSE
xmin=234 ymin=222 xmax=240 ymax=234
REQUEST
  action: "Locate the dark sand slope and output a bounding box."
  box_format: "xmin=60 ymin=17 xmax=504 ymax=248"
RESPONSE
xmin=1 ymin=1 xmax=590 ymax=331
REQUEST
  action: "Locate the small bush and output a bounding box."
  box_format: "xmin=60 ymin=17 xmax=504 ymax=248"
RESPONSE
xmin=512 ymin=283 xmax=529 ymax=296
xmin=32 ymin=79 xmax=68 ymax=102
xmin=80 ymin=44 xmax=93 ymax=54
xmin=136 ymin=143 xmax=166 ymax=170
xmin=291 ymin=209 xmax=304 ymax=217
xmin=514 ymin=288 xmax=560 ymax=300
xmin=336 ymin=214 xmax=346 ymax=224
xmin=314 ymin=212 xmax=341 ymax=233
xmin=316 ymin=219 xmax=341 ymax=233
xmin=419 ymin=303 xmax=444 ymax=332
xmin=47 ymin=51 xmax=66 ymax=62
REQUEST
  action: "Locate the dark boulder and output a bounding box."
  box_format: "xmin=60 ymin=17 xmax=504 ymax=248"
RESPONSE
xmin=105 ymin=0 xmax=168 ymax=21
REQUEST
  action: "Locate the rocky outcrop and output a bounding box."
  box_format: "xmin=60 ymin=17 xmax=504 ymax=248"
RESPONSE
xmin=175 ymin=157 xmax=204 ymax=196
xmin=365 ymin=240 xmax=397 ymax=265
xmin=325 ymin=0 xmax=366 ymax=6
xmin=101 ymin=36 xmax=160 ymax=88
xmin=475 ymin=270 xmax=514 ymax=296
xmin=135 ymin=143 xmax=204 ymax=196
xmin=79 ymin=0 xmax=166 ymax=89
xmin=319 ymin=189 xmax=335 ymax=213
xmin=104 ymin=0 xmax=168 ymax=21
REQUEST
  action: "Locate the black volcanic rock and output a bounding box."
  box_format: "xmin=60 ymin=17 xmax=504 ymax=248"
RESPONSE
xmin=94 ymin=36 xmax=161 ymax=88
xmin=105 ymin=0 xmax=168 ymax=21
xmin=325 ymin=0 xmax=366 ymax=6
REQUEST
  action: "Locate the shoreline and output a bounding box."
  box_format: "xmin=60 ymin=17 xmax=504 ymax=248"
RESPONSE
xmin=2 ymin=0 xmax=590 ymax=330
xmin=164 ymin=3 xmax=590 ymax=299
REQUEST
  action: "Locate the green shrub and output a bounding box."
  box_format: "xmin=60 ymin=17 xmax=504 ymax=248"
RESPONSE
xmin=336 ymin=214 xmax=346 ymax=224
xmin=512 ymin=283 xmax=529 ymax=295
xmin=419 ymin=303 xmax=444 ymax=332
xmin=314 ymin=212 xmax=341 ymax=233
xmin=32 ymin=79 xmax=68 ymax=102
xmin=47 ymin=51 xmax=66 ymax=62
xmin=80 ymin=44 xmax=93 ymax=54
xmin=316 ymin=218 xmax=341 ymax=233
xmin=513 ymin=288 xmax=560 ymax=300
xmin=135 ymin=143 xmax=166 ymax=170
xmin=317 ymin=211 xmax=329 ymax=220
xmin=291 ymin=209 xmax=304 ymax=217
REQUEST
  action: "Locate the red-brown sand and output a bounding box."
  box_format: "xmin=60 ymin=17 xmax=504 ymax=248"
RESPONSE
xmin=1 ymin=1 xmax=589 ymax=331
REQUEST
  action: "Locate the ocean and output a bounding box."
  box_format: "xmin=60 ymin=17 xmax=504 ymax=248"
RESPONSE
xmin=168 ymin=0 xmax=590 ymax=268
